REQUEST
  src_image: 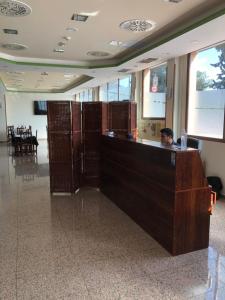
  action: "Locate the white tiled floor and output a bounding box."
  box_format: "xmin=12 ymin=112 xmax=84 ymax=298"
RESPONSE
xmin=0 ymin=141 xmax=225 ymax=299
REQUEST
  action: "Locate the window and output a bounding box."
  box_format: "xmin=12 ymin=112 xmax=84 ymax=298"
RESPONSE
xmin=119 ymin=76 xmax=132 ymax=100
xmin=76 ymin=89 xmax=93 ymax=102
xmin=99 ymin=75 xmax=132 ymax=101
xmin=188 ymin=43 xmax=225 ymax=139
xmin=143 ymin=64 xmax=167 ymax=118
xmin=108 ymin=80 xmax=118 ymax=101
xmin=99 ymin=84 xmax=108 ymax=101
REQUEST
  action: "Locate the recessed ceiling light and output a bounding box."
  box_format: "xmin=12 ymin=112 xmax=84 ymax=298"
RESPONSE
xmin=87 ymin=51 xmax=111 ymax=57
xmin=118 ymin=68 xmax=132 ymax=73
xmin=6 ymin=71 xmax=24 ymax=74
xmin=64 ymin=74 xmax=74 ymax=77
xmin=79 ymin=11 xmax=99 ymax=17
xmin=119 ymin=19 xmax=156 ymax=32
xmin=164 ymin=0 xmax=182 ymax=3
xmin=139 ymin=58 xmax=158 ymax=63
xmin=3 ymin=28 xmax=18 ymax=34
xmin=58 ymin=41 xmax=66 ymax=47
xmin=53 ymin=48 xmax=65 ymax=53
xmin=62 ymin=36 xmax=71 ymax=41
xmin=71 ymin=14 xmax=88 ymax=22
xmin=109 ymin=40 xmax=123 ymax=47
xmin=1 ymin=43 xmax=27 ymax=50
xmin=66 ymin=27 xmax=78 ymax=32
xmin=0 ymin=0 xmax=32 ymax=17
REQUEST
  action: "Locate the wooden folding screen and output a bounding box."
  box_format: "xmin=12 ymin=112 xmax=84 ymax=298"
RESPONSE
xmin=82 ymin=102 xmax=108 ymax=186
xmin=72 ymin=102 xmax=82 ymax=191
xmin=108 ymin=101 xmax=137 ymax=136
xmin=47 ymin=100 xmax=137 ymax=192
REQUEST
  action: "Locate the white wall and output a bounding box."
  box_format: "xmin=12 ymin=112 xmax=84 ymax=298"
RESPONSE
xmin=0 ymin=82 xmax=7 ymax=141
xmin=5 ymin=92 xmax=74 ymax=139
xmin=201 ymin=140 xmax=225 ymax=195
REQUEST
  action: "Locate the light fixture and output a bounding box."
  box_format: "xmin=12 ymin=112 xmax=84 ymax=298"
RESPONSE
xmin=64 ymin=74 xmax=74 ymax=78
xmin=79 ymin=11 xmax=99 ymax=17
xmin=1 ymin=43 xmax=28 ymax=50
xmin=3 ymin=28 xmax=18 ymax=34
xmin=58 ymin=42 xmax=66 ymax=47
xmin=87 ymin=51 xmax=111 ymax=57
xmin=164 ymin=0 xmax=182 ymax=3
xmin=53 ymin=48 xmax=64 ymax=53
xmin=66 ymin=27 xmax=78 ymax=32
xmin=139 ymin=58 xmax=158 ymax=63
xmin=109 ymin=40 xmax=123 ymax=47
xmin=71 ymin=14 xmax=88 ymax=22
xmin=0 ymin=0 xmax=32 ymax=17
xmin=119 ymin=19 xmax=156 ymax=32
xmin=62 ymin=36 xmax=71 ymax=41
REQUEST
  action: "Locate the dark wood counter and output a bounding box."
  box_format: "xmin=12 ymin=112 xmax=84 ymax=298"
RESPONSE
xmin=100 ymin=135 xmax=211 ymax=255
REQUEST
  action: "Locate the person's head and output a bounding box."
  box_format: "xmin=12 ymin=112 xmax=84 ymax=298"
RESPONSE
xmin=160 ymin=128 xmax=174 ymax=145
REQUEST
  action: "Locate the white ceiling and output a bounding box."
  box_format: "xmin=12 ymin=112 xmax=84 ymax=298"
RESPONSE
xmin=0 ymin=0 xmax=225 ymax=93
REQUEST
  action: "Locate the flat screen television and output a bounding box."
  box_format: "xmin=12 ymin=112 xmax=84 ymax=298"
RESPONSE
xmin=34 ymin=101 xmax=47 ymax=115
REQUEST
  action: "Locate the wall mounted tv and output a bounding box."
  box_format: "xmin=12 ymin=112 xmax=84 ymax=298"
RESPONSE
xmin=34 ymin=101 xmax=47 ymax=115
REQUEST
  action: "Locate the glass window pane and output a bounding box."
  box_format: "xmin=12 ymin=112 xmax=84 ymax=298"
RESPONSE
xmin=83 ymin=90 xmax=89 ymax=101
xmin=188 ymin=45 xmax=225 ymax=139
xmin=88 ymin=89 xmax=93 ymax=101
xmin=108 ymin=80 xmax=118 ymax=101
xmin=119 ymin=75 xmax=131 ymax=101
xmin=143 ymin=64 xmax=167 ymax=118
xmin=99 ymin=84 xmax=108 ymax=101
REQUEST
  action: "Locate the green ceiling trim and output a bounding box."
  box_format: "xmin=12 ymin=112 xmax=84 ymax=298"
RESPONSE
xmin=0 ymin=56 xmax=117 ymax=69
xmin=118 ymin=6 xmax=225 ymax=65
xmin=4 ymin=75 xmax=93 ymax=94
xmin=0 ymin=6 xmax=225 ymax=70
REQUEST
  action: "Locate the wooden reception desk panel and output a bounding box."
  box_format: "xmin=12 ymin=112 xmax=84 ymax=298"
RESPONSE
xmin=100 ymin=135 xmax=210 ymax=255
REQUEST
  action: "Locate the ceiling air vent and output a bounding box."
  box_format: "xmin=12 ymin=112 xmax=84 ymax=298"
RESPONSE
xmin=3 ymin=28 xmax=18 ymax=34
xmin=118 ymin=69 xmax=132 ymax=73
xmin=87 ymin=51 xmax=110 ymax=57
xmin=1 ymin=43 xmax=27 ymax=50
xmin=164 ymin=0 xmax=183 ymax=3
xmin=0 ymin=0 xmax=32 ymax=17
xmin=120 ymin=19 xmax=156 ymax=32
xmin=139 ymin=58 xmax=158 ymax=63
xmin=71 ymin=14 xmax=88 ymax=22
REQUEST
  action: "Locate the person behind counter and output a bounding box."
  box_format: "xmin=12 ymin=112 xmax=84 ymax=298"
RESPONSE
xmin=160 ymin=128 xmax=178 ymax=146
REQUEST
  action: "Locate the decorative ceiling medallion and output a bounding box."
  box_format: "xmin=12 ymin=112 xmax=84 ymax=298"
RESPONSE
xmin=0 ymin=0 xmax=32 ymax=17
xmin=119 ymin=19 xmax=156 ymax=32
xmin=86 ymin=51 xmax=110 ymax=57
xmin=1 ymin=43 xmax=27 ymax=50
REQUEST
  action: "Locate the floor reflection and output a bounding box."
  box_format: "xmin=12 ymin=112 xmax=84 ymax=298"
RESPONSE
xmin=1 ymin=140 xmax=225 ymax=299
xmin=13 ymin=155 xmax=49 ymax=181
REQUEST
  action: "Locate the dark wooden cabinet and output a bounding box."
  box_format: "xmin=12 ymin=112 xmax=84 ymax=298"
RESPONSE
xmin=108 ymin=101 xmax=137 ymax=136
xmin=82 ymin=102 xmax=108 ymax=186
xmin=100 ymin=135 xmax=211 ymax=255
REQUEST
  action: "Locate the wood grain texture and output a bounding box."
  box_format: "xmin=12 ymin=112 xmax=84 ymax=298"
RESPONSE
xmin=100 ymin=135 xmax=211 ymax=255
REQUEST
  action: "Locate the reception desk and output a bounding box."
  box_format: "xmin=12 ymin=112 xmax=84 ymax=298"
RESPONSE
xmin=100 ymin=135 xmax=211 ymax=255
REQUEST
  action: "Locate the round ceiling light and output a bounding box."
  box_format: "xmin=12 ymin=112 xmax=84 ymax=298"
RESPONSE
xmin=0 ymin=0 xmax=32 ymax=17
xmin=119 ymin=19 xmax=156 ymax=32
xmin=1 ymin=43 xmax=28 ymax=50
xmin=86 ymin=51 xmax=111 ymax=57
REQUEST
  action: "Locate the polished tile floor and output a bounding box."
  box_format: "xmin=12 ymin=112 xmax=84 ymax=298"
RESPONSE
xmin=0 ymin=141 xmax=225 ymax=300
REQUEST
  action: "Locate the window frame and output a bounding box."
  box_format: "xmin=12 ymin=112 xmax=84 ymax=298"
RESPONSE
xmin=187 ymin=46 xmax=225 ymax=143
xmin=142 ymin=63 xmax=168 ymax=120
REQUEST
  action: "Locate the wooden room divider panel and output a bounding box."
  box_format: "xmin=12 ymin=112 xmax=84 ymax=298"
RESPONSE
xmin=47 ymin=101 xmax=73 ymax=193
